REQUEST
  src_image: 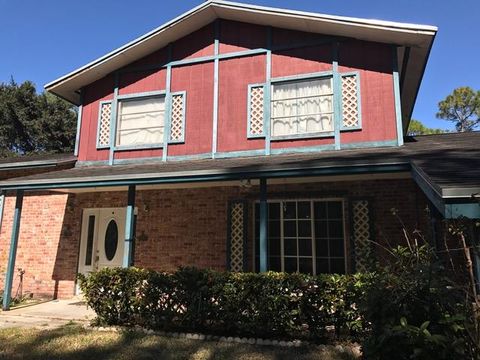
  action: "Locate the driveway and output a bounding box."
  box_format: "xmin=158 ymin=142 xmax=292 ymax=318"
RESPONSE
xmin=0 ymin=299 xmax=95 ymax=329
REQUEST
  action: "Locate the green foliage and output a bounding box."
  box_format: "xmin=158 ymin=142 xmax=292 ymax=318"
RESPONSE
xmin=0 ymin=79 xmax=77 ymax=157
xmin=436 ymin=86 xmax=480 ymax=132
xmin=360 ymin=244 xmax=479 ymax=359
xmin=79 ymin=267 xmax=373 ymax=340
xmin=407 ymin=119 xmax=446 ymax=136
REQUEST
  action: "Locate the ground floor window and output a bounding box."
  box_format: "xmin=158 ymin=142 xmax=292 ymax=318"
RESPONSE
xmin=254 ymin=200 xmax=346 ymax=274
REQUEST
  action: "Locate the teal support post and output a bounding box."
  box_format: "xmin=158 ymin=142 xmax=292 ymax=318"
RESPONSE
xmin=259 ymin=178 xmax=268 ymax=272
xmin=392 ymin=45 xmax=404 ymax=146
xmin=332 ymin=42 xmax=342 ymax=150
xmin=2 ymin=190 xmax=24 ymax=311
xmin=122 ymin=185 xmax=136 ymax=267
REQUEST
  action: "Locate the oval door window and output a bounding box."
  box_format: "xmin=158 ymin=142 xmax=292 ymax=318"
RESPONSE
xmin=104 ymin=220 xmax=118 ymax=261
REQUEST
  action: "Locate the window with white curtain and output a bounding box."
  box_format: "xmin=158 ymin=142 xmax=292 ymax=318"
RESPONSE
xmin=116 ymin=96 xmax=165 ymax=147
xmin=271 ymin=78 xmax=333 ymax=137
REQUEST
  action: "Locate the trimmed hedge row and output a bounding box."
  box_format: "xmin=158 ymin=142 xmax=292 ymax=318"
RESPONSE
xmin=78 ymin=267 xmax=373 ymax=340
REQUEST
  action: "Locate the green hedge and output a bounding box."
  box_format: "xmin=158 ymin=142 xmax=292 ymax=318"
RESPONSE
xmin=78 ymin=267 xmax=373 ymax=340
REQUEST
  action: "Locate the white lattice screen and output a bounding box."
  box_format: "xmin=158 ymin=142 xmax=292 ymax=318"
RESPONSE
xmin=98 ymin=102 xmax=112 ymax=147
xmin=341 ymin=75 xmax=359 ymax=128
xmin=248 ymin=85 xmax=264 ymax=136
xmin=352 ymin=200 xmax=373 ymax=272
xmin=229 ymin=202 xmax=245 ymax=272
xmin=170 ymin=93 xmax=185 ymax=142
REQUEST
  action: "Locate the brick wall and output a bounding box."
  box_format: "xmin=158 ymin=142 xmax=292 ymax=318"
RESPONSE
xmin=0 ymin=177 xmax=430 ymax=300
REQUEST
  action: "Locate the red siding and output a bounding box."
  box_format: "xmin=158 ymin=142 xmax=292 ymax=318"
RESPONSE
xmin=118 ymin=69 xmax=166 ymax=96
xmin=219 ymin=21 xmax=267 ymax=54
xmin=77 ymin=21 xmax=399 ymax=163
xmin=172 ymin=24 xmax=215 ymax=61
xmin=78 ymin=75 xmax=113 ymax=162
xmin=338 ymin=40 xmax=397 ymax=144
xmin=271 ymin=44 xmax=332 ymax=78
xmin=217 ymin=55 xmax=266 ymax=152
xmin=168 ymin=62 xmax=215 ymax=156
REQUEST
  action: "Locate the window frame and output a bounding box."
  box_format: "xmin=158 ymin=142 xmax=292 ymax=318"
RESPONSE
xmin=114 ymin=91 xmax=166 ymax=151
xmin=253 ymin=198 xmax=347 ymax=275
xmin=270 ymin=73 xmax=335 ymax=141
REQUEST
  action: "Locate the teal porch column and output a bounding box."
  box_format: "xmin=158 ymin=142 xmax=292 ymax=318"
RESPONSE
xmin=259 ymin=178 xmax=268 ymax=272
xmin=2 ymin=190 xmax=24 ymax=311
xmin=122 ymin=185 xmax=136 ymax=268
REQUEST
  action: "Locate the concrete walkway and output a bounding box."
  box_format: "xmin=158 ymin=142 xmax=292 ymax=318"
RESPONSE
xmin=0 ymin=299 xmax=95 ymax=329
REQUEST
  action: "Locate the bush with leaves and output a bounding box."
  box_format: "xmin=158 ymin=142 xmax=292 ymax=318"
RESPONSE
xmin=79 ymin=267 xmax=373 ymax=340
xmin=360 ymin=243 xmax=480 ymax=359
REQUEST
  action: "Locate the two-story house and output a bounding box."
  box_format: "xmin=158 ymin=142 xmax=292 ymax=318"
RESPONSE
xmin=1 ymin=0 xmax=479 ymax=309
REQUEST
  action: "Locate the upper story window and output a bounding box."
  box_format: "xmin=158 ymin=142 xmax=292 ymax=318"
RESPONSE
xmin=271 ymin=78 xmax=333 ymax=138
xmin=116 ymin=96 xmax=165 ymax=147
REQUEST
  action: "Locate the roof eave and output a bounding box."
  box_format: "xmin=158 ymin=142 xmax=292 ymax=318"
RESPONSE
xmin=44 ymin=0 xmax=437 ymax=106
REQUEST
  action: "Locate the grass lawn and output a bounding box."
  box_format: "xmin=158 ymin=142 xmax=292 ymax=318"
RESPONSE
xmin=0 ymin=323 xmax=358 ymax=360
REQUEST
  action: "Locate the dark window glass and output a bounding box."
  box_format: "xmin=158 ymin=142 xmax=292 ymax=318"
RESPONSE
xmin=85 ymin=215 xmax=95 ymax=266
xmin=284 ymin=220 xmax=296 ymax=237
xmin=298 ymin=220 xmax=311 ymax=237
xmin=284 ymin=238 xmax=297 ymax=256
xmin=104 ymin=220 xmax=118 ymax=261
xmin=269 ymin=203 xmax=280 ymax=219
xmin=297 ymin=202 xmax=311 ymax=219
xmin=329 ymin=220 xmax=344 ymax=238
xmin=316 ymin=258 xmax=330 ymax=274
xmin=298 ymin=238 xmax=312 ymax=256
xmin=299 ymin=258 xmax=313 ymax=275
xmin=314 ymin=202 xmax=327 ymax=219
xmin=269 ymin=221 xmax=281 ymax=237
xmin=315 ymin=220 xmax=328 ymax=238
xmin=330 ymin=238 xmax=345 ymax=257
xmin=284 ymin=257 xmax=297 ymax=273
xmin=328 ymin=202 xmax=343 ymax=219
xmin=316 ymin=238 xmax=329 ymax=257
xmin=283 ymin=202 xmax=296 ymax=219
xmin=269 ymin=237 xmax=281 ymax=256
xmin=330 ymin=258 xmax=346 ymax=274
xmin=269 ymin=257 xmax=281 ymax=272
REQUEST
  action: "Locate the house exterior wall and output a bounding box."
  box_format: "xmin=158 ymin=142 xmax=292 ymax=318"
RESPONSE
xmin=77 ymin=20 xmax=398 ymax=163
xmin=0 ymin=177 xmax=429 ymax=299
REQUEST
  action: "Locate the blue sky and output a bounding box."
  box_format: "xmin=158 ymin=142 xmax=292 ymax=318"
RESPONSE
xmin=0 ymin=0 xmax=478 ymax=130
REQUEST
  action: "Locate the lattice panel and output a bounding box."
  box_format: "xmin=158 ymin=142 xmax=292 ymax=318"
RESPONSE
xmin=342 ymin=75 xmax=359 ymax=128
xmin=352 ymin=200 xmax=372 ymax=272
xmin=249 ymin=86 xmax=264 ymax=136
xmin=98 ymin=102 xmax=112 ymax=147
xmin=170 ymin=94 xmax=184 ymax=142
xmin=229 ymin=202 xmax=245 ymax=272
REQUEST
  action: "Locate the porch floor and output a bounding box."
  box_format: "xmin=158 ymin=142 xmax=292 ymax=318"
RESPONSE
xmin=0 ymin=299 xmax=95 ymax=329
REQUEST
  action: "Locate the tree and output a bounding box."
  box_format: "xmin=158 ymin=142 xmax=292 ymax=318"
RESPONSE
xmin=0 ymin=79 xmax=76 ymax=157
xmin=407 ymin=119 xmax=446 ymax=136
xmin=436 ymin=87 xmax=480 ymax=132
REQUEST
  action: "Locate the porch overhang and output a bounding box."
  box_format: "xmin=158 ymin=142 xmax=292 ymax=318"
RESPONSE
xmin=0 ymin=162 xmax=410 ymax=192
xmin=411 ymin=163 xmax=480 ymax=219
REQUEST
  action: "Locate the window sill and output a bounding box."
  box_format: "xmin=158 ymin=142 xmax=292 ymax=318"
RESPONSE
xmin=113 ymin=143 xmax=164 ymax=151
xmin=271 ymin=131 xmax=334 ymax=141
xmin=340 ymin=126 xmax=362 ymax=132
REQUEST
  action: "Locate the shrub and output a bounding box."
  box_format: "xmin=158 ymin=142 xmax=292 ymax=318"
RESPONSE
xmin=360 ymin=244 xmax=480 ymax=359
xmin=79 ymin=267 xmax=373 ymax=340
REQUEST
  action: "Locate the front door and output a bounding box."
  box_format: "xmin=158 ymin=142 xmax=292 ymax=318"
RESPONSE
xmin=78 ymin=208 xmax=126 ymax=278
